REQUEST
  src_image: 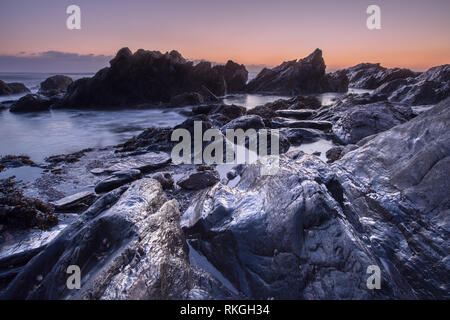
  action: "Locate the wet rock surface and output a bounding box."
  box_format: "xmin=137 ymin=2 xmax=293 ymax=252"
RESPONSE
xmin=331 ymin=102 xmax=414 ymax=144
xmin=51 ymin=191 xmax=96 ymax=213
xmin=95 ymin=169 xmax=142 ymax=193
xmin=1 ymin=179 xmax=236 ymax=299
xmin=1 ymin=55 xmax=449 ymax=300
xmin=181 ymin=100 xmax=450 ymax=299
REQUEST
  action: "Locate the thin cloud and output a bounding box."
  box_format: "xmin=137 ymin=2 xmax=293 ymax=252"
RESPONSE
xmin=0 ymin=51 xmax=113 ymax=73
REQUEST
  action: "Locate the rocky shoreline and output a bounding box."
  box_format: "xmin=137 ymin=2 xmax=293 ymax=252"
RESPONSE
xmin=0 ymin=48 xmax=449 ymax=300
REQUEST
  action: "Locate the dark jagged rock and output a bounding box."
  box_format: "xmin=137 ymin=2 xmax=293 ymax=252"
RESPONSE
xmin=39 ymin=75 xmax=73 ymax=97
xmin=246 ymin=49 xmax=348 ymax=95
xmin=94 ymin=169 xmax=142 ymax=193
xmin=9 ymin=94 xmax=54 ymax=113
xmin=342 ymin=63 xmax=418 ymax=89
xmin=1 ymin=180 xmax=237 ymax=299
xmin=215 ymin=60 xmax=249 ymax=92
xmin=56 ymin=48 xmax=248 ymax=109
xmin=177 ymin=170 xmax=220 ymax=190
xmin=0 ymin=80 xmax=30 ymax=96
xmin=387 ymin=64 xmax=450 ymax=105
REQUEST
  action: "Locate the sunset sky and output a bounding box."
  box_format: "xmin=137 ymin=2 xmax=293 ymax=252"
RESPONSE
xmin=0 ymin=0 xmax=449 ymax=72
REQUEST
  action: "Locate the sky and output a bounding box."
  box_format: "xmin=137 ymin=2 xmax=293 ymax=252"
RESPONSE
xmin=0 ymin=0 xmax=449 ymax=72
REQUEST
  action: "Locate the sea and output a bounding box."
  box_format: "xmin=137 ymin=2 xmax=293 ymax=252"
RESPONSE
xmin=0 ymin=72 xmax=368 ymax=165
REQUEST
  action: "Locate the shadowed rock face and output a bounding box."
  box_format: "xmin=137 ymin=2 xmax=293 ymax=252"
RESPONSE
xmin=246 ymin=49 xmax=348 ymax=95
xmin=1 ymin=179 xmax=237 ymax=300
xmin=56 ymin=48 xmax=248 ymax=109
xmin=181 ymin=99 xmax=450 ymax=299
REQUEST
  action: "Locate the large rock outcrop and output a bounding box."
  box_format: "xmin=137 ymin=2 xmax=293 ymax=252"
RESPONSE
xmin=246 ymin=49 xmax=348 ymax=95
xmin=56 ymin=48 xmax=248 ymax=109
xmin=1 ymin=179 xmax=236 ymax=299
xmin=181 ymin=99 xmax=450 ymax=299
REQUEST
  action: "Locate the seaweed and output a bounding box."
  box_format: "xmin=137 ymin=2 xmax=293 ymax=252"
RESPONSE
xmin=0 ymin=177 xmax=58 ymax=230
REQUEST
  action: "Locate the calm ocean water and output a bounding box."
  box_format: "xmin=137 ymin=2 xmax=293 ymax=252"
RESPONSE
xmin=0 ymin=72 xmax=368 ymax=163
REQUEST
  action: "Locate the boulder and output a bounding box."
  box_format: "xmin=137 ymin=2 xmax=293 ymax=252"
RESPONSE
xmin=94 ymin=169 xmax=142 ymax=193
xmin=39 ymin=75 xmax=73 ymax=97
xmin=0 ymin=80 xmax=30 ymax=96
xmin=332 ymin=102 xmax=414 ymax=144
xmin=246 ymin=49 xmax=348 ymax=95
xmin=177 ymin=170 xmax=220 ymax=190
xmin=221 ymin=115 xmax=265 ymax=132
xmin=9 ymin=94 xmax=54 ymax=113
